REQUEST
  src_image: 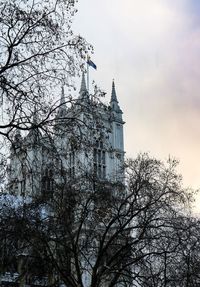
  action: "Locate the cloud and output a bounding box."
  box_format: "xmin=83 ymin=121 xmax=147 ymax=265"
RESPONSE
xmin=73 ymin=0 xmax=200 ymax=211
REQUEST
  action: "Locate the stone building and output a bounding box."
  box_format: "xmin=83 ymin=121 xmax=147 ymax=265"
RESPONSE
xmin=8 ymin=73 xmax=125 ymax=198
xmin=1 ymin=73 xmax=126 ymax=287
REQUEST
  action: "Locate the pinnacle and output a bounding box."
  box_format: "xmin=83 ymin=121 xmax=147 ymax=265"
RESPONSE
xmin=111 ymin=80 xmax=118 ymax=103
xmin=60 ymin=86 xmax=65 ymax=105
xmin=110 ymin=80 xmax=122 ymax=115
xmin=57 ymin=86 xmax=67 ymax=118
xmin=79 ymin=72 xmax=89 ymax=103
xmin=80 ymin=72 xmax=87 ymax=94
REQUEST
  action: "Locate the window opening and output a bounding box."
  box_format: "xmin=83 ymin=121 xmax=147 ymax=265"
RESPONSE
xmin=93 ymin=141 xmax=106 ymax=179
xmin=41 ymin=169 xmax=53 ymax=197
xmin=69 ymin=151 xmax=75 ymax=178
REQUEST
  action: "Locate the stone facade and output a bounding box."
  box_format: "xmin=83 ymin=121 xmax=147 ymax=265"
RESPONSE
xmin=2 ymin=73 xmax=126 ymax=287
xmin=8 ymin=73 xmax=125 ymax=198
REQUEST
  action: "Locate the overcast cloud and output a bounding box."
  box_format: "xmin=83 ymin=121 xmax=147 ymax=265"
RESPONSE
xmin=73 ymin=0 xmax=200 ymax=212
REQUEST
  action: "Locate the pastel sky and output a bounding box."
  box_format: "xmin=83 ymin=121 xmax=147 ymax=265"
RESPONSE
xmin=72 ymin=0 xmax=200 ymax=213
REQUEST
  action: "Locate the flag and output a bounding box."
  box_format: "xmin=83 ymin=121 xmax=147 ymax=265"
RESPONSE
xmin=87 ymin=57 xmax=97 ymax=70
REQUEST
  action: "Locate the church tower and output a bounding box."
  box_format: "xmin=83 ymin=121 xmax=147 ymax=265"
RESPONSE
xmin=108 ymin=80 xmax=125 ymax=181
xmin=8 ymin=74 xmax=125 ymax=196
xmin=5 ymin=74 xmax=126 ymax=287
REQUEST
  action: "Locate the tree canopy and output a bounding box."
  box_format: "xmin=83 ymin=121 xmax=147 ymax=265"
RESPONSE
xmin=0 ymin=0 xmax=91 ymax=140
xmin=0 ymin=154 xmax=198 ymax=287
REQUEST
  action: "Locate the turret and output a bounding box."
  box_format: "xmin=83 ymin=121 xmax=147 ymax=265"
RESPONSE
xmin=110 ymin=80 xmax=123 ymax=123
xmin=79 ymin=72 xmax=89 ymax=102
xmin=56 ymin=86 xmax=67 ymax=119
xmin=25 ymin=108 xmax=41 ymax=146
xmin=54 ymin=86 xmax=69 ymax=134
xmin=108 ymin=80 xmax=124 ymax=181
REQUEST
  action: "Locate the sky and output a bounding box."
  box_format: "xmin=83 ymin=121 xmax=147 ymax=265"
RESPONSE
xmin=72 ymin=0 xmax=200 ymax=213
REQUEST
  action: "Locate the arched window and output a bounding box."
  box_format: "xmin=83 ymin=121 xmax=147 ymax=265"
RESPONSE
xmin=41 ymin=168 xmax=53 ymax=198
xmin=69 ymin=150 xmax=75 ymax=178
xmin=93 ymin=140 xmax=106 ymax=179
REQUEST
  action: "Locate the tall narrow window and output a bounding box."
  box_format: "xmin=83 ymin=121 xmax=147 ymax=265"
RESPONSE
xmin=41 ymin=169 xmax=53 ymax=198
xmin=93 ymin=141 xmax=106 ymax=179
xmin=69 ymin=151 xmax=75 ymax=178
xmin=20 ymin=179 xmax=26 ymax=196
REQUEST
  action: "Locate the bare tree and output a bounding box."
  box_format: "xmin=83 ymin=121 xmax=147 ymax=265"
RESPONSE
xmin=0 ymin=4 xmax=199 ymax=285
xmin=0 ymin=153 xmax=197 ymax=287
xmin=171 ymin=216 xmax=200 ymax=287
xmin=0 ymin=0 xmax=91 ymax=141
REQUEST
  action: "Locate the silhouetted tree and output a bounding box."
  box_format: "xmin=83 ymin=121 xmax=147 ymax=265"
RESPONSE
xmin=0 ymin=0 xmax=91 ymax=141
xmin=0 ymin=154 xmax=197 ymax=287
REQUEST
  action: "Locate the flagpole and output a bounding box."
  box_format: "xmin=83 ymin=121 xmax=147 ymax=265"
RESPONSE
xmin=87 ymin=60 xmax=89 ymax=94
xmin=86 ymin=56 xmax=97 ymax=94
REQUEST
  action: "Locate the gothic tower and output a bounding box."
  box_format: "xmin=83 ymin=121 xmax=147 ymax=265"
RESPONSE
xmin=8 ymin=74 xmax=125 ymax=195
xmin=4 ymin=74 xmax=126 ymax=287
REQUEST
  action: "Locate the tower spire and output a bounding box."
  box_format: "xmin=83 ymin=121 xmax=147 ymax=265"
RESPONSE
xmin=79 ymin=72 xmax=89 ymax=101
xmin=110 ymin=80 xmax=122 ymax=115
xmin=57 ymin=86 xmax=67 ymax=118
xmin=25 ymin=106 xmax=41 ymax=145
xmin=111 ymin=80 xmax=118 ymax=103
xmin=80 ymin=72 xmax=87 ymax=94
